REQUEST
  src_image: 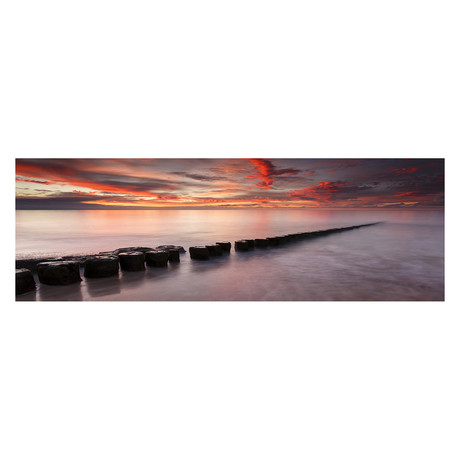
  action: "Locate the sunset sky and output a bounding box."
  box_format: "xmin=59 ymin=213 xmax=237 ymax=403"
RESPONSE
xmin=16 ymin=158 xmax=444 ymax=210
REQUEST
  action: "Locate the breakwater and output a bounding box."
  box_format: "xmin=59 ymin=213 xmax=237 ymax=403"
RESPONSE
xmin=16 ymin=222 xmax=381 ymax=296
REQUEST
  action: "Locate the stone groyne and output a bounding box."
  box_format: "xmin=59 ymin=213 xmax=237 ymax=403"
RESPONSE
xmin=16 ymin=222 xmax=381 ymax=296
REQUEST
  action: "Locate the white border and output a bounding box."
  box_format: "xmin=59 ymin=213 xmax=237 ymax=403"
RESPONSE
xmin=2 ymin=1 xmax=458 ymax=458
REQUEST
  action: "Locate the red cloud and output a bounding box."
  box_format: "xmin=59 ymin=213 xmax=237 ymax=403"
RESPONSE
xmin=246 ymin=159 xmax=300 ymax=189
xmin=288 ymin=181 xmax=347 ymax=202
xmin=16 ymin=177 xmax=55 ymax=185
xmin=392 ymin=167 xmax=419 ymax=175
xmin=16 ymin=160 xmax=178 ymax=197
xmin=394 ymin=190 xmax=421 ymax=197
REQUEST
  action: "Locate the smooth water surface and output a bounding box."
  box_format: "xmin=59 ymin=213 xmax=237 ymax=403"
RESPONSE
xmin=16 ymin=209 xmax=444 ymax=301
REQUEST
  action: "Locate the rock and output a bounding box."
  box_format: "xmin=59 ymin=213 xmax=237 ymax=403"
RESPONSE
xmin=145 ymin=250 xmax=169 ymax=267
xmin=255 ymin=238 xmax=269 ymax=248
xmin=267 ymin=237 xmax=280 ymax=246
xmin=246 ymin=239 xmax=255 ymax=249
xmin=206 ymin=244 xmax=223 ymax=256
xmin=216 ymin=242 xmax=231 ymax=252
xmin=118 ymin=252 xmax=145 ymax=271
xmin=155 ymin=245 xmax=186 ymax=254
xmin=114 ymin=247 xmax=153 ymax=255
xmin=37 ymin=260 xmax=82 ymax=285
xmin=189 ymin=246 xmax=210 ymax=260
xmin=16 ymin=268 xmax=36 ymax=295
xmin=84 ymin=256 xmax=119 ymax=278
xmin=235 ymin=240 xmax=250 ymax=251
xmin=167 ymin=249 xmax=181 ymax=262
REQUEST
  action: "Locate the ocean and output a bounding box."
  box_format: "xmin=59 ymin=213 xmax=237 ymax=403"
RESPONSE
xmin=15 ymin=208 xmax=444 ymax=301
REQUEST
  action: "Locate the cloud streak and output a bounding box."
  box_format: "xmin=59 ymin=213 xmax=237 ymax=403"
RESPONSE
xmin=246 ymin=159 xmax=302 ymax=189
xmin=15 ymin=158 xmax=444 ymax=209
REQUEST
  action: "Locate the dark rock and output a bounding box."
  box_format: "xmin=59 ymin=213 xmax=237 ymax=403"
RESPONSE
xmin=155 ymin=245 xmax=186 ymax=254
xmin=216 ymin=242 xmax=231 ymax=252
xmin=255 ymin=238 xmax=269 ymax=248
xmin=189 ymin=246 xmax=210 ymax=260
xmin=16 ymin=268 xmax=36 ymax=295
xmin=114 ymin=247 xmax=153 ymax=255
xmin=118 ymin=252 xmax=145 ymax=271
xmin=267 ymin=237 xmax=280 ymax=246
xmin=16 ymin=258 xmax=51 ymax=272
xmin=246 ymin=239 xmax=255 ymax=249
xmin=235 ymin=240 xmax=249 ymax=251
xmin=145 ymin=250 xmax=169 ymax=267
xmin=37 ymin=261 xmax=82 ymax=285
xmin=206 ymin=244 xmax=223 ymax=256
xmin=168 ymin=249 xmax=181 ymax=262
xmin=84 ymin=256 xmax=119 ymax=278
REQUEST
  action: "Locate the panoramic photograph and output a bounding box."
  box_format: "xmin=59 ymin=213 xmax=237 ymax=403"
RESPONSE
xmin=15 ymin=158 xmax=444 ymax=301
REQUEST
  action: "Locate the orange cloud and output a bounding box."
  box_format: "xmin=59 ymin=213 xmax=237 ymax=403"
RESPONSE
xmin=394 ymin=190 xmax=422 ymax=197
xmin=16 ymin=177 xmax=55 ymax=185
xmin=289 ymin=181 xmax=347 ymax=202
xmin=392 ymin=167 xmax=419 ymax=175
xmin=246 ymin=159 xmax=301 ymax=189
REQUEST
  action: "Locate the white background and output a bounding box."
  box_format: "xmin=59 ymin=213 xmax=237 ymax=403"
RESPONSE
xmin=1 ymin=1 xmax=459 ymax=459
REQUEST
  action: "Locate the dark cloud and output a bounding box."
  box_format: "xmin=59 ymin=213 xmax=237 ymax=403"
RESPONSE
xmin=16 ymin=158 xmax=444 ymax=209
xmin=171 ymin=172 xmax=228 ymax=182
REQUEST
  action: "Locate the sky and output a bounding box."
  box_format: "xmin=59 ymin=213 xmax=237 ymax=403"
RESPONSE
xmin=15 ymin=158 xmax=444 ymax=210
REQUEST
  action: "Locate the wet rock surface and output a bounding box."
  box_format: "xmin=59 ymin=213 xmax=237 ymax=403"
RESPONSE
xmin=206 ymin=244 xmax=223 ymax=256
xmin=155 ymin=245 xmax=186 ymax=254
xmin=246 ymin=239 xmax=255 ymax=249
xmin=145 ymin=250 xmax=169 ymax=267
xmin=37 ymin=261 xmax=82 ymax=285
xmin=167 ymin=249 xmax=181 ymax=262
xmin=112 ymin=247 xmax=154 ymax=255
xmin=189 ymin=246 xmax=210 ymax=260
xmin=216 ymin=242 xmax=231 ymax=252
xmin=118 ymin=252 xmax=145 ymax=271
xmin=16 ymin=268 xmax=36 ymax=295
xmin=255 ymin=238 xmax=269 ymax=248
xmin=235 ymin=240 xmax=250 ymax=251
xmin=84 ymin=256 xmax=119 ymax=278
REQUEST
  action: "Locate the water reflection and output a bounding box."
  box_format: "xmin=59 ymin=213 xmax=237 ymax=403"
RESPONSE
xmin=119 ymin=270 xmax=147 ymax=290
xmin=85 ymin=275 xmax=121 ymax=298
xmin=16 ymin=290 xmax=37 ymax=301
xmin=17 ymin=208 xmax=444 ymax=260
xmin=38 ymin=282 xmax=83 ymax=301
xmin=189 ymin=255 xmax=232 ymax=273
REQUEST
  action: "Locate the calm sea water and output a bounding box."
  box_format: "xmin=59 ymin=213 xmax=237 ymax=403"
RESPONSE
xmin=16 ymin=209 xmax=444 ymax=301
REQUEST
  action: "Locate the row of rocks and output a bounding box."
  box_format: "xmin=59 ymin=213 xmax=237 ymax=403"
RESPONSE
xmin=15 ymin=245 xmax=186 ymax=272
xmin=16 ymin=224 xmax=381 ymax=294
xmin=233 ymin=223 xmax=379 ymax=251
xmin=189 ymin=242 xmax=232 ymax=260
xmin=187 ymin=223 xmax=380 ymax=260
xmin=15 ymin=245 xmax=185 ymax=295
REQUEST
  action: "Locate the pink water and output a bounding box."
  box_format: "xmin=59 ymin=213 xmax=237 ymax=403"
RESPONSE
xmin=16 ymin=208 xmax=444 ymax=301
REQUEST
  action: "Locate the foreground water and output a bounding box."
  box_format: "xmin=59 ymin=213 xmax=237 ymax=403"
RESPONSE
xmin=16 ymin=209 xmax=444 ymax=301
